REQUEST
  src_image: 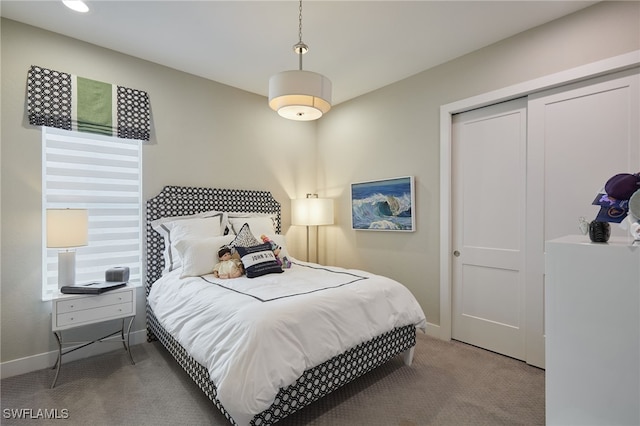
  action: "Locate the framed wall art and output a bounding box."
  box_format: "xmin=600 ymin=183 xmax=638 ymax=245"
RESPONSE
xmin=351 ymin=176 xmax=415 ymax=232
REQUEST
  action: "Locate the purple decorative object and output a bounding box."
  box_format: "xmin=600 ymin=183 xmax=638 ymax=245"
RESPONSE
xmin=605 ymin=173 xmax=640 ymax=200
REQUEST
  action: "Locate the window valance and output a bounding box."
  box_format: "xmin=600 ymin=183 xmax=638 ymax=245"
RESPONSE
xmin=27 ymin=65 xmax=151 ymax=141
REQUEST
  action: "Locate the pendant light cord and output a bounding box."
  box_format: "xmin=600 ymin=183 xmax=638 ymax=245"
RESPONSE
xmin=298 ymin=0 xmax=303 ymax=46
xmin=294 ymin=0 xmax=308 ymax=71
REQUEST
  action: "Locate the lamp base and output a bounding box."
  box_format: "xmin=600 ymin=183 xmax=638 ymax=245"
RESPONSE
xmin=58 ymin=250 xmax=76 ymax=289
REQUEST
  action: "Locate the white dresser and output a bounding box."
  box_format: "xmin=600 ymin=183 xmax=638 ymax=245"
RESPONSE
xmin=545 ymin=235 xmax=640 ymax=426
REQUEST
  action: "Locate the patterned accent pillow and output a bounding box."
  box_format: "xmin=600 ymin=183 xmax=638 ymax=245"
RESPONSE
xmin=235 ymin=243 xmax=284 ymax=278
xmin=229 ymin=223 xmax=261 ymax=249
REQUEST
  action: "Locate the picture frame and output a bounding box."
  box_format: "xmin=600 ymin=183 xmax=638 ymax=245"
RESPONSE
xmin=351 ymin=176 xmax=415 ymax=232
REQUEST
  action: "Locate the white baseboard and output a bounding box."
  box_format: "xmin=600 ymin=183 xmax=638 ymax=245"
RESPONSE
xmin=424 ymin=321 xmax=443 ymax=340
xmin=1 ymin=323 xmax=444 ymax=380
xmin=0 ymin=329 xmax=148 ymax=379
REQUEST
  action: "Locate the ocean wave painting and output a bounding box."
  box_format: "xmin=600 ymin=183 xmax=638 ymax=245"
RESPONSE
xmin=351 ymin=176 xmax=415 ymax=231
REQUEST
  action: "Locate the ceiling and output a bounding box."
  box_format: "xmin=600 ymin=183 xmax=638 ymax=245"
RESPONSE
xmin=1 ymin=1 xmax=597 ymax=105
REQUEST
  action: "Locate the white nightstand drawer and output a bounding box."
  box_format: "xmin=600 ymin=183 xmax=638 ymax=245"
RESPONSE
xmin=56 ymin=301 xmax=133 ymax=328
xmin=55 ymin=290 xmax=133 ymax=314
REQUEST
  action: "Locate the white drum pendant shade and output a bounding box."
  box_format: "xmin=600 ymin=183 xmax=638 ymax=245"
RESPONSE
xmin=269 ymin=70 xmax=332 ymax=121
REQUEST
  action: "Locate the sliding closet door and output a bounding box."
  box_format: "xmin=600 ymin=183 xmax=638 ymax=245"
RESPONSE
xmin=448 ymin=66 xmax=638 ymax=368
xmin=526 ymin=68 xmax=639 ymax=367
xmin=529 ymin=68 xmax=640 ymax=241
xmin=451 ymin=98 xmax=528 ymax=362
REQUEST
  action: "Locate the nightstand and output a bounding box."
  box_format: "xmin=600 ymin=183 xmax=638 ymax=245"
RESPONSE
xmin=51 ymin=285 xmax=136 ymax=388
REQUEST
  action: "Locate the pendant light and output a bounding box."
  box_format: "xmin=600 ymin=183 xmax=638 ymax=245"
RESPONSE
xmin=268 ymin=0 xmax=332 ymax=121
xmin=62 ymin=0 xmax=89 ymax=13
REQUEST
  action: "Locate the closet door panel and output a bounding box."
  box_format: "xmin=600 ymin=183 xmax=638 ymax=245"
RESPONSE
xmin=529 ymin=68 xmax=639 ymax=243
xmin=526 ymin=68 xmax=639 ymax=368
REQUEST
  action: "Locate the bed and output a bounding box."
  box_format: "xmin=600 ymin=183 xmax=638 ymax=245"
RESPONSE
xmin=145 ymin=185 xmax=426 ymax=425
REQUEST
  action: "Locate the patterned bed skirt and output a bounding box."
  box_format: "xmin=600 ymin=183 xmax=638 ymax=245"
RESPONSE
xmin=146 ymin=303 xmax=416 ymax=425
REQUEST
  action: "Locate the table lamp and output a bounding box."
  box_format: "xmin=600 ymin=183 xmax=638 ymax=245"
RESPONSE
xmin=46 ymin=209 xmax=88 ymax=288
xmin=291 ymin=194 xmax=334 ymax=262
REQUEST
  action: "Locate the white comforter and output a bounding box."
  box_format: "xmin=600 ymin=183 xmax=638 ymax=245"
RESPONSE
xmin=148 ymin=260 xmax=426 ymax=425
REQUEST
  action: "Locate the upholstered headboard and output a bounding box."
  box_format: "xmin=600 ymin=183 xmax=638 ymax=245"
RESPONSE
xmin=145 ymin=186 xmax=281 ymax=296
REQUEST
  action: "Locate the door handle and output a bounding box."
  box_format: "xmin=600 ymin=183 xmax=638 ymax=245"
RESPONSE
xmin=453 ymin=250 xmax=460 ymax=257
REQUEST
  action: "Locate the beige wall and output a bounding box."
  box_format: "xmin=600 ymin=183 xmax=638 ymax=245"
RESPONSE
xmin=316 ymin=1 xmax=640 ymax=325
xmin=1 ymin=18 xmax=316 ymax=363
xmin=1 ymin=1 xmax=639 ymax=365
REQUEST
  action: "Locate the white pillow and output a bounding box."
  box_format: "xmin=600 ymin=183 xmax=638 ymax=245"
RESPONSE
xmin=174 ymin=235 xmax=235 ymax=278
xmin=151 ymin=210 xmax=226 ymax=231
xmin=151 ymin=211 xmax=226 ymax=273
xmin=229 ymin=215 xmax=276 ymax=238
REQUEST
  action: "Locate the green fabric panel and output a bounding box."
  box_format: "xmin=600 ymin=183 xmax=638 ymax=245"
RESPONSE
xmin=27 ymin=65 xmax=151 ymax=141
xmin=76 ymin=77 xmax=113 ymax=136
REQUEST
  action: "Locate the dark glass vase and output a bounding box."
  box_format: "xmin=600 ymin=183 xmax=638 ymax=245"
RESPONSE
xmin=589 ymin=220 xmax=611 ymax=243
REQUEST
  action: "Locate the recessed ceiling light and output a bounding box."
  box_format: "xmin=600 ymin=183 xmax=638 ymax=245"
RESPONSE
xmin=62 ymin=1 xmax=89 ymax=13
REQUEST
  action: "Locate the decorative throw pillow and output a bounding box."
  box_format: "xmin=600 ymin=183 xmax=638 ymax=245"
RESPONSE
xmin=229 ymin=223 xmax=262 ymax=249
xmin=235 ymin=243 xmax=284 ymax=278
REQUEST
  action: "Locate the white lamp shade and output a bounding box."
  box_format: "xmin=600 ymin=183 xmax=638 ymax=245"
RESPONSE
xmin=46 ymin=209 xmax=89 ymax=248
xmin=292 ymin=198 xmax=334 ymax=226
xmin=269 ymin=70 xmax=332 ymax=121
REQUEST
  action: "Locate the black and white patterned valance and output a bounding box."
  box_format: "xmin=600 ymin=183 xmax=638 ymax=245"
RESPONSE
xmin=27 ymin=65 xmax=151 ymax=141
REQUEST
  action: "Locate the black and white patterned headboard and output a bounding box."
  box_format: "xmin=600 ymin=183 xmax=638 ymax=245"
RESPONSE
xmin=145 ymin=186 xmax=281 ymax=296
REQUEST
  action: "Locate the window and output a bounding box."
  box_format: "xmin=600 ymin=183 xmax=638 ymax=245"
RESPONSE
xmin=42 ymin=127 xmax=142 ymax=299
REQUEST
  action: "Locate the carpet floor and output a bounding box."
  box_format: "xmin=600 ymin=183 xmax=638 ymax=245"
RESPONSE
xmin=0 ymin=333 xmax=544 ymax=425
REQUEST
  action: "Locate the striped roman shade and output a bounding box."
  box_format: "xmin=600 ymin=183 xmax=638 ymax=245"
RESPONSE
xmin=42 ymin=127 xmax=142 ymax=298
xmin=27 ymin=65 xmax=151 ymax=141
